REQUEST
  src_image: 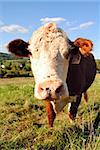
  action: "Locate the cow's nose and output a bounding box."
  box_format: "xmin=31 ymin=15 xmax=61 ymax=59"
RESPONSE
xmin=38 ymin=82 xmax=64 ymax=99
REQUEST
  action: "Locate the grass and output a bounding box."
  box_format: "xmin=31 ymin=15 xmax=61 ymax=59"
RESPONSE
xmin=0 ymin=75 xmax=100 ymax=150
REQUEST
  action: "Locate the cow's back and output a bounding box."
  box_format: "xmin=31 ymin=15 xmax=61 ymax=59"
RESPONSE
xmin=67 ymin=54 xmax=96 ymax=96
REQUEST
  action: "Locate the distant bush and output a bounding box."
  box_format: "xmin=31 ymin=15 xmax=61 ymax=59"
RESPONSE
xmin=96 ymin=60 xmax=100 ymax=73
xmin=0 ymin=59 xmax=32 ymax=78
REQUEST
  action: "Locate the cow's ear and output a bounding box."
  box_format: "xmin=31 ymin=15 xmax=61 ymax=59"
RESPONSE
xmin=7 ymin=39 xmax=31 ymax=57
xmin=74 ymin=38 xmax=93 ymax=56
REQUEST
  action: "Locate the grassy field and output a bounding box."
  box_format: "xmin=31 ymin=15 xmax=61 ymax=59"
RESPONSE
xmin=0 ymin=75 xmax=100 ymax=150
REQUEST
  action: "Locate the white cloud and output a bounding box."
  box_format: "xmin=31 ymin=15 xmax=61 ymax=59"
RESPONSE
xmin=0 ymin=24 xmax=28 ymax=33
xmin=40 ymin=17 xmax=66 ymax=24
xmin=65 ymin=21 xmax=72 ymax=27
xmin=79 ymin=21 xmax=95 ymax=29
xmin=69 ymin=21 xmax=95 ymax=31
xmin=69 ymin=26 xmax=79 ymax=31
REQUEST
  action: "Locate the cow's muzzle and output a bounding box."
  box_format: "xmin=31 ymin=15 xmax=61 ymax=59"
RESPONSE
xmin=35 ymin=80 xmax=69 ymax=100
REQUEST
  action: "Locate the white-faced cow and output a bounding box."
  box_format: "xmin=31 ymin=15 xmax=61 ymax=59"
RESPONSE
xmin=8 ymin=23 xmax=96 ymax=127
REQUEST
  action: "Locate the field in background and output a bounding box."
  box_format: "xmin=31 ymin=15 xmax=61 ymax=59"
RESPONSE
xmin=0 ymin=75 xmax=100 ymax=150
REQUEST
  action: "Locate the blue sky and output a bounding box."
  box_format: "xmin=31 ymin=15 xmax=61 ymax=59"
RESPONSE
xmin=0 ymin=0 xmax=100 ymax=59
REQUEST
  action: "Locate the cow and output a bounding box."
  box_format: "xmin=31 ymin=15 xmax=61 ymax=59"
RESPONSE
xmin=8 ymin=23 xmax=96 ymax=127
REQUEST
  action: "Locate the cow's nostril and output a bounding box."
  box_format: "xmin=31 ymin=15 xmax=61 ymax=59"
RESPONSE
xmin=47 ymin=75 xmax=50 ymax=78
xmin=46 ymin=87 xmax=50 ymax=91
xmin=40 ymin=87 xmax=44 ymax=91
xmin=55 ymin=84 xmax=63 ymax=94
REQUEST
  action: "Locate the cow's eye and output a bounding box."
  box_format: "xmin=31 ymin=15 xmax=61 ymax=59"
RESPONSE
xmin=39 ymin=37 xmax=43 ymax=42
xmin=36 ymin=49 xmax=38 ymax=52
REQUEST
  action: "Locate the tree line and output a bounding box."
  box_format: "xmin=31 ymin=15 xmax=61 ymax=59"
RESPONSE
xmin=0 ymin=59 xmax=32 ymax=78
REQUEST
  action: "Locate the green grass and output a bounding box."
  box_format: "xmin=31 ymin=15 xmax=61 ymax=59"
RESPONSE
xmin=0 ymin=76 xmax=100 ymax=150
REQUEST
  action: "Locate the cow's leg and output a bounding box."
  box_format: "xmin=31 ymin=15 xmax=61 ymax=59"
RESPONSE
xmin=68 ymin=94 xmax=82 ymax=120
xmin=44 ymin=101 xmax=56 ymax=127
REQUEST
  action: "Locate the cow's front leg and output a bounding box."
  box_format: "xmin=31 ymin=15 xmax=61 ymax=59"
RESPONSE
xmin=44 ymin=101 xmax=56 ymax=127
xmin=68 ymin=94 xmax=82 ymax=120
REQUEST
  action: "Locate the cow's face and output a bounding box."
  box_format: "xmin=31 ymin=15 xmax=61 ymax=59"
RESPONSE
xmin=28 ymin=23 xmax=69 ymax=100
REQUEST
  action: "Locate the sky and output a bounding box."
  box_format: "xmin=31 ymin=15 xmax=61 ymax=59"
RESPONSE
xmin=0 ymin=0 xmax=100 ymax=59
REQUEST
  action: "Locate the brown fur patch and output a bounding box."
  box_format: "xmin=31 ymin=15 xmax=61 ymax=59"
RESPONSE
xmin=44 ymin=101 xmax=56 ymax=127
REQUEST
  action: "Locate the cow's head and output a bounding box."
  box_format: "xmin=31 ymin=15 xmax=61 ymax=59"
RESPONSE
xmin=8 ymin=23 xmax=93 ymax=120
